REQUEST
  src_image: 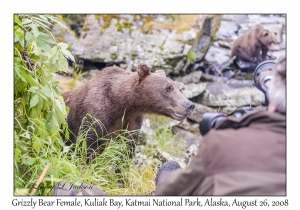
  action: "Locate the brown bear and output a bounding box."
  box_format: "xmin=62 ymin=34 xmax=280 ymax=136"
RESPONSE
xmin=63 ymin=63 xmax=195 ymax=156
xmin=231 ymin=24 xmax=275 ymax=64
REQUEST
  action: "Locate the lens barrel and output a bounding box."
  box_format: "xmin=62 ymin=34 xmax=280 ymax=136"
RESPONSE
xmin=253 ymin=60 xmax=276 ymax=94
xmin=199 ymin=113 xmax=226 ymax=136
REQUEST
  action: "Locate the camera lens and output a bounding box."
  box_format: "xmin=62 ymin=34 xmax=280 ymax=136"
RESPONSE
xmin=200 ymin=113 xmax=227 ymax=136
xmin=253 ymin=60 xmax=276 ymax=94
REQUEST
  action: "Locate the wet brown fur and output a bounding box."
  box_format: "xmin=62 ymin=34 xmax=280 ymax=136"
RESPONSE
xmin=231 ymin=24 xmax=274 ymax=64
xmin=63 ymin=64 xmax=194 ymax=156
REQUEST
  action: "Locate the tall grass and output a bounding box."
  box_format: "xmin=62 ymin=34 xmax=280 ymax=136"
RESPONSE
xmin=14 ymin=114 xmax=156 ymax=196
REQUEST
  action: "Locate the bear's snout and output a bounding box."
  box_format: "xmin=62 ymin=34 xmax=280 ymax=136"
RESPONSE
xmin=185 ymin=101 xmax=195 ymax=115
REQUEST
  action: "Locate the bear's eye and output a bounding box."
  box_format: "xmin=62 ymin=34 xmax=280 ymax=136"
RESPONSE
xmin=166 ymin=85 xmax=172 ymax=92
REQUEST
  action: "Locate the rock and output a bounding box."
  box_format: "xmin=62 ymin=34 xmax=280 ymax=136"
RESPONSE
xmin=193 ymin=15 xmax=222 ymax=62
xmin=187 ymin=102 xmax=217 ymax=123
xmin=176 ymin=118 xmax=194 ymax=131
xmin=218 ymin=106 xmax=239 ymax=115
xmin=181 ymin=83 xmax=207 ymax=99
xmin=147 ymin=139 xmax=158 ymax=148
xmin=201 ymin=73 xmax=254 ymax=88
xmin=172 ymin=126 xmax=200 ymax=148
xmin=221 ymin=15 xmax=249 ymax=23
xmin=132 ymin=153 xmax=149 ymax=167
xmin=205 ymin=82 xmax=233 ymax=95
xmin=225 ymin=79 xmax=254 ymax=89
xmin=140 ymin=118 xmax=154 ymax=137
xmin=204 ymin=45 xmax=231 ymax=67
xmin=184 ymin=144 xmax=199 ymax=165
xmin=174 ymin=71 xmax=202 ymax=84
xmin=172 ymin=126 xmax=195 ymax=139
xmin=153 ymin=149 xmax=186 ymax=169
xmin=215 ymin=19 xmax=241 ymax=42
xmin=197 ymin=86 xmax=265 ymax=107
xmin=135 ymin=145 xmax=146 ymax=153
xmin=53 ymin=15 xmax=222 ymax=75
xmin=194 ymin=34 xmax=211 ymax=61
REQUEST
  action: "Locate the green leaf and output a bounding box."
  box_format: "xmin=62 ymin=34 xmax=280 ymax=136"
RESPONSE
xmin=35 ymin=89 xmax=48 ymax=101
xmin=15 ymin=28 xmax=24 ymax=39
xmin=14 ymin=149 xmax=22 ymax=163
xmin=187 ymin=50 xmax=196 ymax=62
xmin=31 ymin=23 xmax=40 ymax=38
xmin=22 ymin=70 xmax=37 ymax=86
xmin=20 ymin=131 xmax=31 ymax=139
xmin=30 ymin=94 xmax=39 ymax=109
xmin=18 ymin=65 xmax=37 ymax=86
xmin=38 ymin=15 xmax=48 ymax=21
xmin=56 ymin=137 xmax=65 ymax=147
xmin=43 ymin=63 xmax=59 ymax=73
xmin=50 ymin=50 xmax=60 ymax=64
xmin=45 ymin=74 xmax=53 ymax=83
xmin=49 ymin=115 xmax=59 ymax=135
xmin=52 ymin=46 xmax=58 ymax=54
xmin=46 ymin=15 xmax=67 ymax=29
xmin=57 ymin=42 xmax=69 ymax=50
xmin=33 ymin=16 xmax=51 ymax=25
xmin=31 ymin=41 xmax=41 ymax=55
xmin=30 ymin=54 xmax=40 ymax=63
xmin=37 ymin=33 xmax=56 ymax=44
xmin=61 ymin=49 xmax=75 ymax=63
xmin=22 ymin=18 xmax=32 ymax=25
xmin=14 ymin=28 xmax=24 ymax=47
xmin=14 ymin=65 xmax=27 ymax=83
xmin=33 ymin=137 xmax=40 ymax=154
xmin=14 ymin=15 xmax=23 ymax=27
xmin=54 ymin=99 xmax=66 ymax=122
xmin=14 ymin=148 xmax=21 ymax=156
xmin=51 ymin=81 xmax=60 ymax=87
xmin=25 ymin=32 xmax=34 ymax=46
xmin=32 ymin=18 xmax=51 ymax=30
xmin=57 ymin=53 xmax=68 ymax=72
xmin=28 ymin=86 xmax=39 ymax=93
xmin=22 ymin=158 xmax=36 ymax=166
xmin=40 ymin=84 xmax=53 ymax=98
xmin=36 ymin=39 xmax=53 ymax=56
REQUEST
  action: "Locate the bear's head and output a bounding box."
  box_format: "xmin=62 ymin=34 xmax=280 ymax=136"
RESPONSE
xmin=259 ymin=28 xmax=275 ymax=49
xmin=137 ymin=63 xmax=195 ymax=121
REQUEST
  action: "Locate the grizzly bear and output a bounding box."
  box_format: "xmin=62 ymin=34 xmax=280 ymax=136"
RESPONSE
xmin=63 ymin=63 xmax=195 ymax=156
xmin=231 ymin=24 xmax=274 ymax=64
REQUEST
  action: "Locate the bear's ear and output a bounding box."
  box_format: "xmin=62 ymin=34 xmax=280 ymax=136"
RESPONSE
xmin=155 ymin=70 xmax=166 ymax=77
xmin=137 ymin=63 xmax=150 ymax=79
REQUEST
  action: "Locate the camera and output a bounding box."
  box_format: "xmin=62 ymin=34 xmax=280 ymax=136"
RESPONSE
xmin=199 ymin=60 xmax=276 ymax=136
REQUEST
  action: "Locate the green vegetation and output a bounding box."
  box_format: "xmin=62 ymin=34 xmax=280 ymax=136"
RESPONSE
xmin=187 ymin=50 xmax=197 ymax=62
xmin=14 ymin=14 xmax=74 ymax=195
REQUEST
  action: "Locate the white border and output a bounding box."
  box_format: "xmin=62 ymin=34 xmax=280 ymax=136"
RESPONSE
xmin=2 ymin=0 xmax=299 ymax=209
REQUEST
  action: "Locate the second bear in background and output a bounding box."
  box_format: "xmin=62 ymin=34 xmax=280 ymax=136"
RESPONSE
xmin=231 ymin=24 xmax=275 ymax=64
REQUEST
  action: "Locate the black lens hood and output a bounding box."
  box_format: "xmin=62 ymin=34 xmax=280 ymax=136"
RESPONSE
xmin=200 ymin=113 xmax=226 ymax=136
xmin=253 ymin=60 xmax=276 ymax=92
